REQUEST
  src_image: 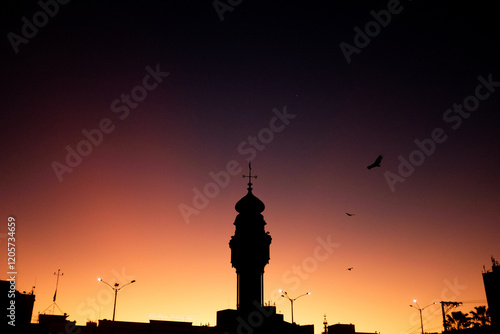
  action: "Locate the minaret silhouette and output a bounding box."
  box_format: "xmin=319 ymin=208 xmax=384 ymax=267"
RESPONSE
xmin=229 ymin=163 xmax=272 ymax=312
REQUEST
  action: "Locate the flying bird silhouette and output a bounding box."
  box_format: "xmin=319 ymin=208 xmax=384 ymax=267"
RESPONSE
xmin=367 ymin=155 xmax=383 ymax=169
xmin=347 ymin=267 xmax=353 ymax=271
xmin=345 ymin=213 xmax=355 ymax=216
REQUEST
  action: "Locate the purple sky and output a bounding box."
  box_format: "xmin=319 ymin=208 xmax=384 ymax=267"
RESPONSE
xmin=1 ymin=1 xmax=499 ymax=333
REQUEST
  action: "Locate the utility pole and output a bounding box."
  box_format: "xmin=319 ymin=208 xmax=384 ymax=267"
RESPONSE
xmin=440 ymin=301 xmax=462 ymax=332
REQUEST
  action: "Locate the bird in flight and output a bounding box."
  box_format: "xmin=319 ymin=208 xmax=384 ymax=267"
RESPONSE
xmin=347 ymin=267 xmax=353 ymax=271
xmin=345 ymin=213 xmax=355 ymax=216
xmin=367 ymin=155 xmax=383 ymax=169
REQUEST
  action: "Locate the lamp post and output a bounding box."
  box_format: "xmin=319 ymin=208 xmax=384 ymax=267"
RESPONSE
xmin=279 ymin=290 xmax=311 ymax=324
xmin=410 ymin=299 xmax=437 ymax=334
xmin=98 ymin=278 xmax=136 ymax=321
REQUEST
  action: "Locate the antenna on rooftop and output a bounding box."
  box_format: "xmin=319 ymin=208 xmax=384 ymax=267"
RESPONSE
xmin=42 ymin=269 xmax=65 ymax=315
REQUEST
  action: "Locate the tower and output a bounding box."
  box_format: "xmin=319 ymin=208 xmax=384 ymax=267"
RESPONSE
xmin=229 ymin=163 xmax=272 ymax=312
xmin=217 ymin=164 xmax=314 ymax=334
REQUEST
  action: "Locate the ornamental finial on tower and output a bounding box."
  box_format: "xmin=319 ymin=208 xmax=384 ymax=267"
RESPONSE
xmin=242 ymin=162 xmax=257 ymax=190
xmin=235 ymin=162 xmax=264 ymax=214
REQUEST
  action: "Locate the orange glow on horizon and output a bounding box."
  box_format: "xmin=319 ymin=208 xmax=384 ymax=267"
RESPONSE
xmin=3 ymin=169 xmax=495 ymax=333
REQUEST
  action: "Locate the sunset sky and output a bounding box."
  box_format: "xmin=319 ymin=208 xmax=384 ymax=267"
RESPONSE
xmin=1 ymin=1 xmax=499 ymax=333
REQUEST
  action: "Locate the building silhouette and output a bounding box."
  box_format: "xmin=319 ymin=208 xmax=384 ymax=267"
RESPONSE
xmin=483 ymin=256 xmax=500 ymax=329
xmin=1 ymin=280 xmax=36 ymax=331
xmin=438 ymin=257 xmax=499 ymax=334
xmin=216 ymin=165 xmax=313 ymax=333
xmin=327 ymin=323 xmax=377 ymax=334
xmin=37 ymin=314 xmax=77 ymax=334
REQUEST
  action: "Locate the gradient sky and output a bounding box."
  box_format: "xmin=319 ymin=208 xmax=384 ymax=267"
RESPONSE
xmin=1 ymin=1 xmax=499 ymax=333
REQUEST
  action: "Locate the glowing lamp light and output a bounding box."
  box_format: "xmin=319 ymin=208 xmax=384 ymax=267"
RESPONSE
xmin=278 ymin=290 xmax=311 ymax=324
xmin=97 ymin=277 xmax=136 ymax=321
xmin=409 ymin=300 xmax=438 ymax=334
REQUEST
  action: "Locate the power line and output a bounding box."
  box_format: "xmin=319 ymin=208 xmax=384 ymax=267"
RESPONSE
xmin=400 ymin=304 xmax=442 ymax=334
xmin=401 ymin=300 xmax=489 ymax=334
xmin=399 ymin=321 xmax=422 ymax=334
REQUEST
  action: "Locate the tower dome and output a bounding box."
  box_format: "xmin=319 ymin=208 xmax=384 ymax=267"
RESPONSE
xmin=235 ymin=188 xmax=265 ymax=214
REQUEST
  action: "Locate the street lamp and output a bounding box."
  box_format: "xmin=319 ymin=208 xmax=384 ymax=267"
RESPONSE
xmin=410 ymin=299 xmax=437 ymax=334
xmin=279 ymin=290 xmax=311 ymax=324
xmin=98 ymin=278 xmax=136 ymax=321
